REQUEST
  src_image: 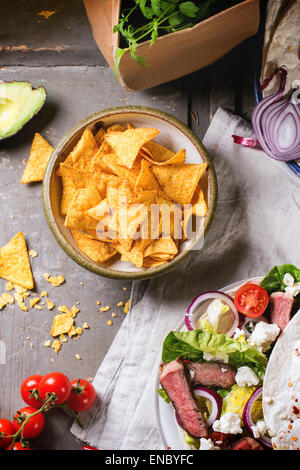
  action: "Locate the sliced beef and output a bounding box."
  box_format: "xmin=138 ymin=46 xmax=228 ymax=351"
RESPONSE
xmin=269 ymin=291 xmax=294 ymax=332
xmin=232 ymin=437 xmax=263 ymax=450
xmin=159 ymin=360 xmax=207 ymax=438
xmin=209 ymin=432 xmax=236 ymax=450
xmin=185 ymin=362 xmax=236 ymax=389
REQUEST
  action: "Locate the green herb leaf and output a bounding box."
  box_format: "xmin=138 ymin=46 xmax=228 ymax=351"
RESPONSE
xmin=113 ymin=47 xmax=126 ymax=78
xmin=179 ymin=1 xmax=199 ymax=18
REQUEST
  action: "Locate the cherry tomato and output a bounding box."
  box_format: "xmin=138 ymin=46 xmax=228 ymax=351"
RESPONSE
xmin=66 ymin=379 xmax=96 ymax=412
xmin=20 ymin=375 xmax=43 ymax=408
xmin=0 ymin=419 xmax=15 ymax=449
xmin=234 ymin=283 xmax=269 ymax=318
xmin=13 ymin=407 xmax=45 ymax=439
xmin=6 ymin=441 xmax=31 ymax=450
xmin=38 ymin=372 xmax=71 ymax=405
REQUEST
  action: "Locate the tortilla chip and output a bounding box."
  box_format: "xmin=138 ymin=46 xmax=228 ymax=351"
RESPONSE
xmin=191 ymin=186 xmax=207 ymax=217
xmin=87 ymin=198 xmax=109 ymax=221
xmin=72 ymin=230 xmax=117 ymax=263
xmin=51 ymin=313 xmax=74 ymax=337
xmin=92 ymin=151 xmax=139 ymax=188
xmin=142 ymin=143 xmax=186 ymax=166
xmin=60 ymin=165 xmax=121 ymax=215
xmin=21 ymin=133 xmax=54 ymax=184
xmin=157 ymin=196 xmax=183 ymax=240
xmin=94 ymin=127 xmax=106 ymax=146
xmin=0 ymin=232 xmax=34 ymax=289
xmin=135 ymin=158 xmax=159 ymax=191
xmin=105 ymin=128 xmax=160 ymax=169
xmin=107 ymin=124 xmax=126 ymax=133
xmin=61 ymin=128 xmax=98 ymax=172
xmin=151 ymin=163 xmax=207 ymax=205
xmin=144 ymin=237 xmax=178 ymax=259
xmin=142 ymin=257 xmax=166 ymax=268
xmin=64 ymin=188 xmax=101 ymax=232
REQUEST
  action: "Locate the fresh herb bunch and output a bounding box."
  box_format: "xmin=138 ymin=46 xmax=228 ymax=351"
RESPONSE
xmin=113 ymin=0 xmax=243 ymax=75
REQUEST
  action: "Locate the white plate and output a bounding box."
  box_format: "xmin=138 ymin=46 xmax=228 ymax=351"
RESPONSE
xmin=154 ymin=276 xmax=263 ymax=450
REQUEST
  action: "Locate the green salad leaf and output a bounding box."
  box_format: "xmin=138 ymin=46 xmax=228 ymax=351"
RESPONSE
xmin=261 ymin=264 xmax=300 ymax=292
xmin=261 ymin=264 xmax=300 ymax=306
xmin=156 ymin=388 xmax=170 ymax=403
xmin=162 ymin=330 xmax=267 ymax=379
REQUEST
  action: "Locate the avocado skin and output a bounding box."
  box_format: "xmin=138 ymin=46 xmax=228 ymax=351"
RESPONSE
xmin=0 ymin=80 xmax=47 ymax=141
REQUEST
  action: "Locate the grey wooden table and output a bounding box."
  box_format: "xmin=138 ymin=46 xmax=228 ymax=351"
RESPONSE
xmin=0 ymin=0 xmax=258 ymax=450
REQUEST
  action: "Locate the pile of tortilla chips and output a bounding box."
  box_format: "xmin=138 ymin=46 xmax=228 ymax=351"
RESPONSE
xmin=58 ymin=123 xmax=208 ymax=269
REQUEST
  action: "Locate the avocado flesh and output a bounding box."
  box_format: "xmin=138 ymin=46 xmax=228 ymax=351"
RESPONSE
xmin=0 ymin=81 xmax=46 ymax=140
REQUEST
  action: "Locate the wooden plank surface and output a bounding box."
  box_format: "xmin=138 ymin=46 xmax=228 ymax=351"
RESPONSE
xmin=0 ymin=0 xmax=257 ymax=450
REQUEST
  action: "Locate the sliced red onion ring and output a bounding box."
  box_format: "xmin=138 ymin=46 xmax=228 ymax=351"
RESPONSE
xmin=242 ymin=387 xmax=272 ymax=449
xmin=185 ymin=291 xmax=239 ymax=337
xmin=175 ymin=386 xmax=222 ymax=428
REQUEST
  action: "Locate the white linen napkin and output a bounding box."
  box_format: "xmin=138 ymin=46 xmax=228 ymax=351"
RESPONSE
xmin=71 ymin=107 xmax=300 ymax=450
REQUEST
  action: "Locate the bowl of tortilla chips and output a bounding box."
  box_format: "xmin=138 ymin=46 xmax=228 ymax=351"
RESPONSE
xmin=43 ymin=106 xmax=217 ymax=280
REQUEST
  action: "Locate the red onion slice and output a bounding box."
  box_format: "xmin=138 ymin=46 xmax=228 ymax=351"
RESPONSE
xmin=175 ymin=386 xmax=223 ymax=429
xmin=242 ymin=387 xmax=273 ymax=449
xmin=185 ymin=291 xmax=239 ymax=337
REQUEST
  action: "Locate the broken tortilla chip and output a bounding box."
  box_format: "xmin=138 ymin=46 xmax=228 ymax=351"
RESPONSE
xmin=105 ymin=128 xmax=160 ymax=169
xmin=142 ymin=143 xmax=186 ymax=166
xmin=21 ymin=133 xmax=54 ymax=184
xmin=151 ymin=163 xmax=207 ymax=205
xmin=51 ymin=313 xmax=74 ymax=337
xmin=0 ymin=232 xmax=34 ymax=289
xmin=135 ymin=158 xmax=159 ymax=191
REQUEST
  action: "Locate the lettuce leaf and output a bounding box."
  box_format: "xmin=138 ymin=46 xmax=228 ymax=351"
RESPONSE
xmin=261 ymin=264 xmax=300 ymax=292
xmin=261 ymin=264 xmax=300 ymax=306
xmin=157 ymin=388 xmax=170 ymax=403
xmin=161 ymin=330 xmax=267 ymax=379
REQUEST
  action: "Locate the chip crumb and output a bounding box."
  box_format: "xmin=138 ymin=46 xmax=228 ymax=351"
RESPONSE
xmin=29 ymin=297 xmax=41 ymax=309
xmin=25 ymin=336 xmax=30 ymax=341
xmin=52 ymin=339 xmax=62 ymax=354
xmin=107 ymin=320 xmax=113 ymax=326
xmin=29 ymin=250 xmax=38 ymax=258
xmin=0 ymin=292 xmax=14 ymax=309
xmin=41 ymin=291 xmax=48 ymax=297
xmin=44 ymin=273 xmax=50 ymax=280
xmin=87 ymin=377 xmax=93 ymax=382
xmin=117 ymin=301 xmax=124 ymax=307
xmin=112 ymin=312 xmax=116 ymax=318
xmin=100 ymin=305 xmax=110 ymax=312
xmin=124 ymin=300 xmax=130 ymax=314
xmin=51 ymin=313 xmax=74 ymax=337
xmin=14 ymin=292 xmax=28 ymax=311
xmin=9 ymin=215 xmax=14 ymax=219
xmin=59 ymin=334 xmax=68 ymax=343
xmin=96 ymin=301 xmax=101 ymax=305
xmin=50 ymin=358 xmax=54 ymax=363
xmin=46 ymin=299 xmax=55 ymax=310
xmin=30 ymin=343 xmax=33 ymax=348
xmin=6 ymin=282 xmax=14 ymax=291
xmin=75 ymin=354 xmax=81 ymax=360
xmin=83 ymin=322 xmax=89 ymax=329
xmin=123 ymin=287 xmax=128 ymax=291
xmin=45 ymin=274 xmax=65 ymax=287
xmin=44 ymin=340 xmax=52 ymax=347
xmin=80 ymin=282 xmax=83 ymax=286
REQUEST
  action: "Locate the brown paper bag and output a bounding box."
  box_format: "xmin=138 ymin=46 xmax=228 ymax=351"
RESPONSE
xmin=84 ymin=0 xmax=260 ymax=91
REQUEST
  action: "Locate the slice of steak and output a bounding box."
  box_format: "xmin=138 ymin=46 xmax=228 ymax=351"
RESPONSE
xmin=270 ymin=291 xmax=294 ymax=332
xmin=231 ymin=437 xmax=263 ymax=450
xmin=159 ymin=360 xmax=207 ymax=438
xmin=185 ymin=362 xmax=236 ymax=389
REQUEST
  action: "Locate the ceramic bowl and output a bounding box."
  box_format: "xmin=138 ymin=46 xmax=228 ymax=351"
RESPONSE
xmin=43 ymin=106 xmax=218 ymax=280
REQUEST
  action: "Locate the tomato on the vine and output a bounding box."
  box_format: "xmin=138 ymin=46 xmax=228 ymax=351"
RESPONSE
xmin=66 ymin=379 xmax=96 ymax=412
xmin=38 ymin=372 xmax=71 ymax=405
xmin=13 ymin=407 xmax=45 ymax=439
xmin=234 ymin=283 xmax=269 ymax=318
xmin=0 ymin=419 xmax=15 ymax=449
xmin=6 ymin=441 xmax=31 ymax=450
xmin=20 ymin=375 xmax=44 ymax=408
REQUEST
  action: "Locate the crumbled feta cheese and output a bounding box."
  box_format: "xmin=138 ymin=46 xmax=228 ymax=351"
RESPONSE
xmin=249 ymin=321 xmax=280 ymax=352
xmin=285 ymin=284 xmax=300 ymax=298
xmin=212 ymin=412 xmax=243 ymax=435
xmin=235 ymin=366 xmax=260 ymax=387
xmin=199 ymin=438 xmax=219 ymax=450
xmin=283 ymin=273 xmax=295 ymax=287
xmin=203 ymin=352 xmax=229 ymax=363
xmin=251 ymin=420 xmax=267 ymax=439
xmin=233 ymin=328 xmax=244 ymax=339
xmin=189 ymin=369 xmax=195 ymax=379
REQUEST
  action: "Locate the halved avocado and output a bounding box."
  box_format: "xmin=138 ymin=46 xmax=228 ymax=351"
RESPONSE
xmin=0 ymin=81 xmax=46 ymax=140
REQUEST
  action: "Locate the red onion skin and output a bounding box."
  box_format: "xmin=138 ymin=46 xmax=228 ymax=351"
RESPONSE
xmin=175 ymin=386 xmax=222 ymax=429
xmin=242 ymin=387 xmax=273 ymax=449
xmin=185 ymin=291 xmax=239 ymax=336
